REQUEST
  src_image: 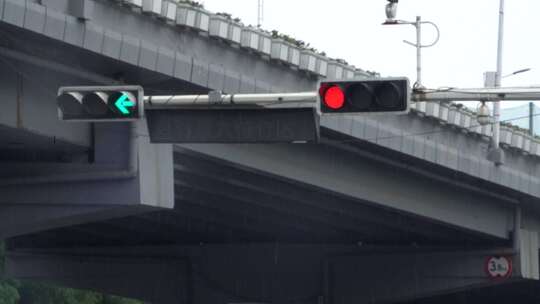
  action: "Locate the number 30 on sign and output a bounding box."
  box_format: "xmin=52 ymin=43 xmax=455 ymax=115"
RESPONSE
xmin=485 ymin=256 xmax=512 ymax=279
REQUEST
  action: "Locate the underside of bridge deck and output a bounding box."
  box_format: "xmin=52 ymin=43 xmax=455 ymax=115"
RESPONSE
xmin=6 ymin=142 xmax=508 ymax=250
xmin=2 ymin=2 xmax=540 ymax=302
xmin=5 ymin=141 xmax=523 ymax=304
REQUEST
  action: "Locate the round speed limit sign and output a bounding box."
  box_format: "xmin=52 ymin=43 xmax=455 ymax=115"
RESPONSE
xmin=485 ymin=256 xmax=512 ymax=279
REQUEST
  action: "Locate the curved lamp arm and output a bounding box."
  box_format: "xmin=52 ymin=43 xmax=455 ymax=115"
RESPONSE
xmin=403 ymin=21 xmax=440 ymax=48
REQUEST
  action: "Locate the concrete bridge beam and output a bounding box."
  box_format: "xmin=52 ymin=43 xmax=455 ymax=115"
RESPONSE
xmin=5 ymin=241 xmax=539 ymax=304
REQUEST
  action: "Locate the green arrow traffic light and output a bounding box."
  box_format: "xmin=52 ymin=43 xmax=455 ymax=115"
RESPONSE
xmin=57 ymin=86 xmax=143 ymax=121
xmin=114 ymin=94 xmax=135 ymax=115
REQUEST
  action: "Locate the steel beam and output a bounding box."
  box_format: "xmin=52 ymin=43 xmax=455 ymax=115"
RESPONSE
xmin=173 ymin=152 xmax=470 ymax=242
xmin=178 ymin=144 xmax=514 ymax=239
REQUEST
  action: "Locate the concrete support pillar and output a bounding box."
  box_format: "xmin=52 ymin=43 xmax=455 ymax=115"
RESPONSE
xmin=518 ymin=229 xmax=539 ymax=280
xmin=0 ymin=121 xmax=174 ymax=239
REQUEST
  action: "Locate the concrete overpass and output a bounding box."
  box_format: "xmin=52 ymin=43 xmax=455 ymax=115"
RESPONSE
xmin=1 ymin=0 xmax=540 ymax=303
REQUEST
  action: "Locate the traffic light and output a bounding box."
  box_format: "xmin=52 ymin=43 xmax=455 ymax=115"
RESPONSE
xmin=319 ymin=78 xmax=410 ymax=114
xmin=57 ymin=86 xmax=144 ymax=121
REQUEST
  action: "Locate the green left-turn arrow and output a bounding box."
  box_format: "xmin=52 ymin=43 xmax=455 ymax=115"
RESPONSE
xmin=114 ymin=94 xmax=135 ymax=115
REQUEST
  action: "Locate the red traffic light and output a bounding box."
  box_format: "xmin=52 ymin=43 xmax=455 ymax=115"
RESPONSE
xmin=319 ymin=78 xmax=410 ymax=114
xmin=322 ymin=85 xmax=345 ymax=110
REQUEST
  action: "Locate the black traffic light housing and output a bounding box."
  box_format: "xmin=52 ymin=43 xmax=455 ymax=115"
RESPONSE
xmin=319 ymin=78 xmax=410 ymax=114
xmin=57 ymin=85 xmax=144 ymax=121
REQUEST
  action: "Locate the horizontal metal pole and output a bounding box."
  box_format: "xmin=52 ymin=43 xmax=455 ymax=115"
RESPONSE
xmin=145 ymin=92 xmax=318 ymax=107
xmin=143 ymin=86 xmax=540 ymax=108
xmin=412 ymin=87 xmax=540 ymax=102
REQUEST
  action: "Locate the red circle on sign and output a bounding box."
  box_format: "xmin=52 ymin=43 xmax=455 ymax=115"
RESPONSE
xmin=323 ymin=85 xmax=345 ymax=110
xmin=484 ymin=256 xmax=512 ymax=279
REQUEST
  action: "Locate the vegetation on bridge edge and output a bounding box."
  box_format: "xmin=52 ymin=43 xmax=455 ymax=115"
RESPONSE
xmin=0 ymin=242 xmax=144 ymax=304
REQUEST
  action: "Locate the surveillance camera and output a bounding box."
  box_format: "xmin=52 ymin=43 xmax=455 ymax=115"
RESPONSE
xmin=477 ymin=102 xmax=492 ymax=126
xmin=385 ymin=1 xmax=398 ymax=21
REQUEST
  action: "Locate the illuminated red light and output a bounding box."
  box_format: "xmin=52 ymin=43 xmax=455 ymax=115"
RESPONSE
xmin=323 ymin=85 xmax=345 ymax=110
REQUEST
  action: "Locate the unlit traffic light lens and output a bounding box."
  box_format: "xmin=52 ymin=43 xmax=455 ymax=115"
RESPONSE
xmin=82 ymin=92 xmax=110 ymax=115
xmin=376 ymin=82 xmax=402 ymax=109
xmin=57 ymin=92 xmax=85 ymax=116
xmin=346 ymin=83 xmax=373 ymax=110
xmin=323 ymin=85 xmax=345 ymax=110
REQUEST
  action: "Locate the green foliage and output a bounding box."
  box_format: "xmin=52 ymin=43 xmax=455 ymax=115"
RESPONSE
xmin=17 ymin=283 xmax=146 ymax=304
xmin=269 ymin=30 xmax=324 ymax=54
xmin=216 ymin=12 xmax=232 ymax=19
xmin=102 ymin=295 xmax=145 ymax=304
xmin=216 ymin=12 xmax=242 ymax=24
xmin=0 ymin=282 xmax=20 ymax=304
xmin=334 ymin=58 xmax=349 ymax=65
xmin=18 ymin=282 xmax=101 ymax=304
xmin=0 ymin=241 xmax=144 ymax=304
xmin=175 ymin=0 xmax=204 ymax=8
xmin=0 ymin=242 xmax=20 ymax=304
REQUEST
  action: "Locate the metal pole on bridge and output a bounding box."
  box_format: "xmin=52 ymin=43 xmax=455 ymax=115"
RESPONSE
xmin=145 ymin=92 xmax=318 ymax=107
xmin=410 ymin=87 xmax=540 ymax=103
xmin=492 ymin=0 xmax=506 ymax=164
xmin=143 ymin=87 xmax=540 ymax=108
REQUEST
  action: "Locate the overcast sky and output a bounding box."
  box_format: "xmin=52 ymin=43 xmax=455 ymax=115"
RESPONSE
xmin=200 ymin=0 xmax=540 ymax=109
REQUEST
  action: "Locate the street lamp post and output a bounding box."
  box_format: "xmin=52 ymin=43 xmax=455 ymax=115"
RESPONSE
xmin=487 ymin=0 xmax=506 ymax=165
xmin=383 ymin=2 xmax=440 ymax=90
